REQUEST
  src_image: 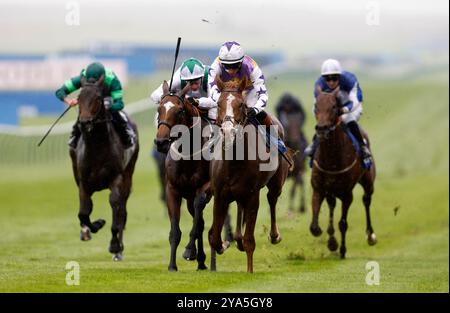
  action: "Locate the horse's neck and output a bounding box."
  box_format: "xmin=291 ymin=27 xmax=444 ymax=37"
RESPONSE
xmin=316 ymin=127 xmax=355 ymax=169
xmin=82 ymin=123 xmax=114 ymax=152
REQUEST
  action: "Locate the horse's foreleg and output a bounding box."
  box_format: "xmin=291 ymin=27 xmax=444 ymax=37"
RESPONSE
xmin=339 ymin=193 xmax=353 ymax=259
xmin=109 ymin=176 xmax=129 ymax=261
xmin=242 ymin=195 xmax=259 ymax=274
xmin=234 ymin=203 xmax=244 ymax=252
xmin=223 ymin=213 xmax=234 ymax=244
xmin=360 ymin=173 xmax=377 ymax=246
xmin=288 ymin=176 xmax=297 ymax=213
xmin=78 ymin=186 xmax=105 ymax=240
xmin=194 ymin=190 xmax=210 ymax=271
xmin=183 ymin=198 xmax=198 ymax=262
xmin=208 ymin=195 xmax=230 ymax=271
xmin=310 ymin=190 xmax=324 ymax=237
xmin=299 ymin=174 xmax=307 ymax=213
xmin=267 ymin=186 xmax=282 ymax=245
xmin=167 ymin=182 xmax=182 ymax=272
xmin=326 ymin=196 xmax=338 ymax=252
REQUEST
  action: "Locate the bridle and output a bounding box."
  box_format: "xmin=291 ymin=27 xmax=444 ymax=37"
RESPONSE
xmin=157 ymin=93 xmax=201 ymax=136
xmin=217 ymin=88 xmax=248 ymax=128
xmin=78 ymin=84 xmax=111 ymax=130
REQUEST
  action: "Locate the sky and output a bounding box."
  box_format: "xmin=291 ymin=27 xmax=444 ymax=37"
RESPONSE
xmin=0 ymin=0 xmax=448 ymax=58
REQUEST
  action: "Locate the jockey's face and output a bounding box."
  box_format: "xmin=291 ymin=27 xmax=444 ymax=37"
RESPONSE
xmin=188 ymin=79 xmax=201 ymax=92
xmin=223 ymin=62 xmax=242 ymax=76
xmin=324 ymin=74 xmax=340 ymax=90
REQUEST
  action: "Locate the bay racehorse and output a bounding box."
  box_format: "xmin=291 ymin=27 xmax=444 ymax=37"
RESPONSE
xmin=69 ymin=75 xmax=139 ymax=261
xmin=155 ymin=81 xmax=233 ymax=271
xmin=276 ymin=93 xmax=308 ymax=213
xmin=310 ymin=86 xmax=377 ymax=259
xmin=208 ymin=77 xmax=293 ymax=273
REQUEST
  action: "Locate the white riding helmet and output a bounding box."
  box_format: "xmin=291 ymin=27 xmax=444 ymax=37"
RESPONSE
xmin=180 ymin=58 xmax=205 ymax=81
xmin=219 ymin=41 xmax=245 ymax=64
xmin=321 ymin=59 xmax=342 ymax=76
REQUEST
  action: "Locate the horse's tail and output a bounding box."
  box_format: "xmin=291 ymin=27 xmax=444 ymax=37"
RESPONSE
xmin=286 ymin=147 xmax=299 ymax=172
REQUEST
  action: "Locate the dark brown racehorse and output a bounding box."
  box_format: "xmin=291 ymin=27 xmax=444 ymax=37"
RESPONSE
xmin=70 ymin=75 xmax=139 ymax=261
xmin=154 ymin=81 xmax=215 ymax=271
xmin=276 ymin=94 xmax=308 ymax=213
xmin=310 ymin=86 xmax=377 ymax=259
xmin=208 ymin=77 xmax=292 ymax=273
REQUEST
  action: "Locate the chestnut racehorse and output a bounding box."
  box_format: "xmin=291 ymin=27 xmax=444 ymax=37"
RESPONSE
xmin=208 ymin=77 xmax=292 ymax=273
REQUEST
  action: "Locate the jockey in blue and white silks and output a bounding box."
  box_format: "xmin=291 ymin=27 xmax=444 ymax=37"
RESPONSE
xmin=305 ymin=59 xmax=372 ymax=165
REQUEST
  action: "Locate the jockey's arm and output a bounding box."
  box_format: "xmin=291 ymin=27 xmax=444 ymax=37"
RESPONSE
xmin=150 ymin=69 xmax=182 ymax=104
xmin=55 ymin=75 xmax=82 ymax=105
xmin=250 ymin=64 xmax=268 ymax=113
xmin=109 ymin=77 xmax=124 ymax=111
xmin=339 ymin=82 xmax=362 ymax=114
xmin=206 ymin=59 xmax=222 ymax=106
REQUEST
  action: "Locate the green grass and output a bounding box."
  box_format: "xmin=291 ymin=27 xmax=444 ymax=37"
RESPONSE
xmin=0 ymin=72 xmax=448 ymax=292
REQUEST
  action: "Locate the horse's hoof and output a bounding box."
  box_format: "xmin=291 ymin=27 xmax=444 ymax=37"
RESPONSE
xmin=269 ymin=234 xmax=282 ymax=245
xmin=182 ymin=248 xmax=197 ymax=261
xmin=197 ymin=264 xmax=208 ymax=271
xmin=367 ymin=233 xmax=377 ymax=246
xmin=112 ymin=253 xmax=123 ymax=262
xmin=109 ymin=240 xmax=124 ymax=254
xmin=80 ymin=226 xmax=91 ymax=241
xmin=299 ymin=206 xmax=306 ymax=214
xmin=340 ymin=247 xmax=346 ymax=259
xmin=91 ymin=219 xmax=106 ymax=233
xmin=222 ymin=240 xmax=231 ymax=251
xmin=327 ymin=236 xmax=339 ymax=251
xmin=168 ymin=266 xmax=178 ymax=272
xmin=236 ymin=239 xmax=245 ymax=252
xmin=310 ymin=225 xmax=323 ymax=237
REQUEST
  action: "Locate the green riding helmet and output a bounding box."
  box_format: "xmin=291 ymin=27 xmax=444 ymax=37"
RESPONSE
xmin=85 ymin=62 xmax=106 ymax=82
xmin=180 ymin=58 xmax=205 ymax=82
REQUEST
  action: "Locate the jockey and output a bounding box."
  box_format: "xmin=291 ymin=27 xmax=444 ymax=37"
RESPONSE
xmin=151 ymin=57 xmax=217 ymax=121
xmin=305 ymin=59 xmax=372 ymax=165
xmin=55 ymin=62 xmax=136 ymax=149
xmin=208 ymin=41 xmax=289 ymax=157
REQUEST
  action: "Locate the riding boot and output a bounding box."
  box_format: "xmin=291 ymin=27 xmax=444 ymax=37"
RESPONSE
xmin=111 ymin=110 xmax=135 ymax=149
xmin=346 ymin=121 xmax=372 ymax=166
xmin=255 ymin=110 xmax=288 ymax=155
xmin=68 ymin=122 xmax=81 ymax=149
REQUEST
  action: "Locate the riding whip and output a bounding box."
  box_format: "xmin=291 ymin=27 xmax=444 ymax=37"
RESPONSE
xmin=168 ymin=37 xmax=182 ymax=92
xmin=37 ymin=106 xmax=72 ymax=147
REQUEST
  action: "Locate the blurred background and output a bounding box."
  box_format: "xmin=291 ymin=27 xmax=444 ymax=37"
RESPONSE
xmin=0 ymin=0 xmax=448 ymax=292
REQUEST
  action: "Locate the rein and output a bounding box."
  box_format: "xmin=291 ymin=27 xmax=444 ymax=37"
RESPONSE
xmin=313 ymin=158 xmax=357 ymax=175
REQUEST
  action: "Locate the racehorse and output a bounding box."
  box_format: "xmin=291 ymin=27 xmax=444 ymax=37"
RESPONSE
xmin=208 ymin=77 xmax=292 ymax=273
xmin=310 ymin=86 xmax=377 ymax=259
xmin=276 ymin=93 xmax=308 ymax=213
xmin=69 ymin=75 xmax=139 ymax=261
xmin=155 ymin=81 xmax=221 ymax=271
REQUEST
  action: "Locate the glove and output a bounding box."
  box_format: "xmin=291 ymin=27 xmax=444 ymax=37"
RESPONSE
xmin=104 ymin=97 xmax=113 ymax=109
xmin=246 ymin=107 xmax=258 ymax=118
xmin=340 ymin=101 xmax=353 ymax=114
xmin=186 ymin=97 xmax=199 ymax=106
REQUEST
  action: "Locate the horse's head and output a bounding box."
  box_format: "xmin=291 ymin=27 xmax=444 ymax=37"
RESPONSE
xmin=314 ymin=86 xmax=340 ymax=139
xmin=78 ymin=75 xmax=106 ymax=133
xmin=215 ymin=76 xmax=248 ymax=147
xmin=154 ymin=80 xmax=191 ymax=153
